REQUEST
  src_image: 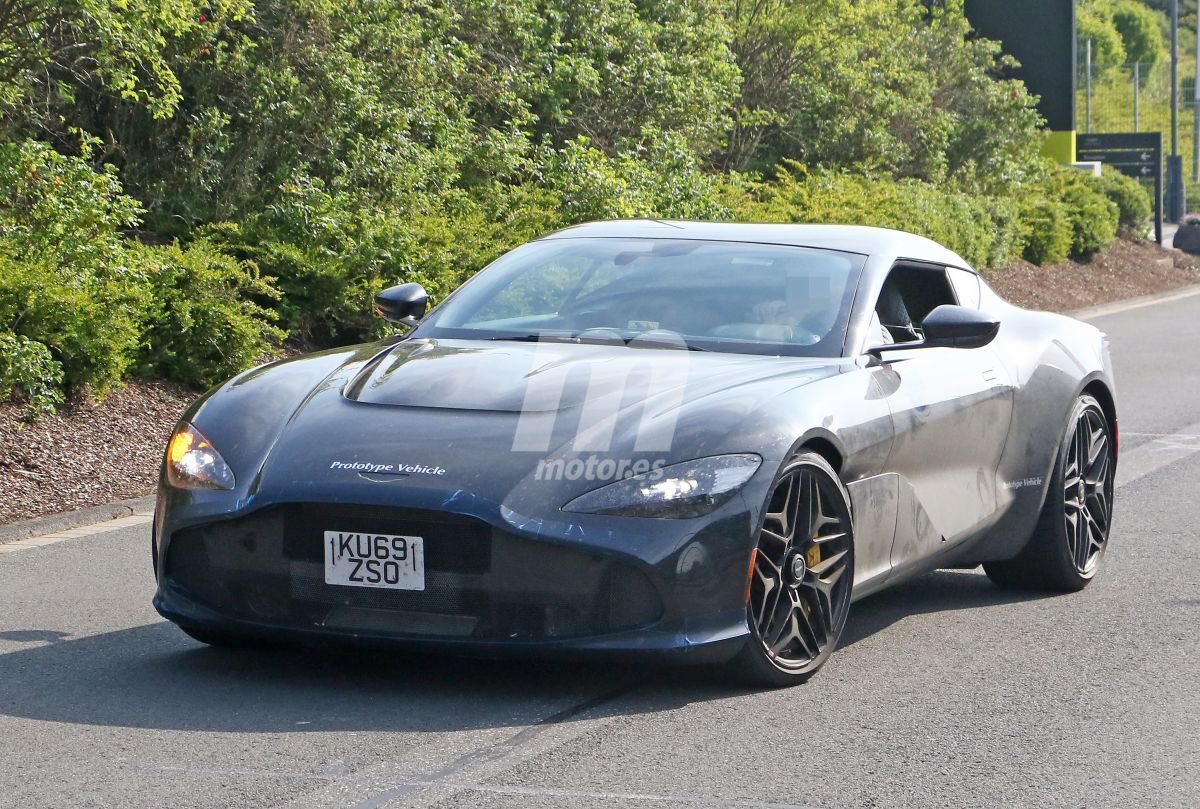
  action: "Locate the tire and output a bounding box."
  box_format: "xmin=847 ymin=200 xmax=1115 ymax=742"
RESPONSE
xmin=730 ymin=451 xmax=855 ymax=687
xmin=984 ymin=394 xmax=1115 ymax=592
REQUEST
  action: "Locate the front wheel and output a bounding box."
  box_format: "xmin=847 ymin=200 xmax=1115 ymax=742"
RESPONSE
xmin=984 ymin=394 xmax=1115 ymax=592
xmin=730 ymin=452 xmax=854 ymax=687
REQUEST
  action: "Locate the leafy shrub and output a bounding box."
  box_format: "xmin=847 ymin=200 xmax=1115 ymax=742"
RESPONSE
xmin=546 ymin=135 xmax=732 ymax=223
xmin=1057 ymin=169 xmax=1120 ymax=257
xmin=131 ymin=239 xmax=284 ymax=388
xmin=0 ymin=140 xmax=140 ymax=277
xmin=0 ymin=140 xmax=286 ymax=403
xmin=729 ymin=162 xmax=1129 ymax=270
xmin=0 ymin=333 xmax=64 ymax=416
xmin=1102 ymin=0 xmax=1166 ymax=68
xmin=1088 ymin=168 xmax=1152 ymax=239
xmin=1076 ymin=4 xmax=1127 ymax=69
xmin=220 ymin=179 xmax=564 ymax=345
xmin=1018 ymin=196 xmax=1073 ymax=265
xmin=979 ymin=196 xmax=1026 ymax=268
xmin=0 ymin=141 xmax=148 ymax=394
xmin=749 ymin=166 xmax=1024 ymax=268
xmin=0 ymin=247 xmax=148 ymax=395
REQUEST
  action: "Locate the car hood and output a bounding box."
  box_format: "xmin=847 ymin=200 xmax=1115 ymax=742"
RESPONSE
xmin=343 ymin=338 xmax=819 ymax=413
xmin=186 ymin=338 xmax=846 ymax=518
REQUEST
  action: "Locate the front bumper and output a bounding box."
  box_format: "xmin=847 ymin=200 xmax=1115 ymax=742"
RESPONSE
xmin=153 ymin=496 xmax=759 ymax=663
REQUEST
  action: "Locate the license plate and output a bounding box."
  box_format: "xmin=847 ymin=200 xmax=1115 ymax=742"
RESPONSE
xmin=324 ymin=531 xmax=425 ymax=591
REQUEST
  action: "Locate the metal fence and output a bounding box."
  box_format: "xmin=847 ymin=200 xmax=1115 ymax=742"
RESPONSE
xmin=1077 ymin=52 xmax=1200 ymax=188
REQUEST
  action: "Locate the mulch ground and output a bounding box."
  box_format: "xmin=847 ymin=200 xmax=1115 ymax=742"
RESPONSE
xmin=983 ymin=238 xmax=1200 ymax=312
xmin=0 ymin=380 xmax=193 ymax=524
xmin=2 ymin=237 xmax=1198 ymax=526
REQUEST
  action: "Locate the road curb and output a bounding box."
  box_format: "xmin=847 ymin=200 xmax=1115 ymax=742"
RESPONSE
xmin=1070 ymin=283 xmax=1200 ymax=320
xmin=0 ymin=494 xmax=156 ymax=545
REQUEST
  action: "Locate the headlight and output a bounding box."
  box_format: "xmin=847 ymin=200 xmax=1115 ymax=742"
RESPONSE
xmin=563 ymin=454 xmax=761 ymax=518
xmin=165 ymin=423 xmax=235 ymax=490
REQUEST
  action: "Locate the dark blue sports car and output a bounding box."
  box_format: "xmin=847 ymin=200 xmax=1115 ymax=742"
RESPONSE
xmin=153 ymin=221 xmax=1117 ymax=685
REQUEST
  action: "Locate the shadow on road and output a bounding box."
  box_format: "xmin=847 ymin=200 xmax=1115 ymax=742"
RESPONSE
xmin=841 ymin=568 xmax=1056 ymax=648
xmin=0 ymin=569 xmax=1053 ymax=733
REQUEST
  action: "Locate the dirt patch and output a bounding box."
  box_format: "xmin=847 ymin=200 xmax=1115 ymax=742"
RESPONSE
xmin=2 ymin=237 xmax=1199 ymax=525
xmin=0 ymin=380 xmax=193 ymax=524
xmin=984 ymin=238 xmax=1200 ymax=312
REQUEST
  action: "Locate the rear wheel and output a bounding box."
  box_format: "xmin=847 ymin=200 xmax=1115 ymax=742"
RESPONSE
xmin=731 ymin=452 xmax=854 ymax=687
xmin=984 ymin=394 xmax=1115 ymax=592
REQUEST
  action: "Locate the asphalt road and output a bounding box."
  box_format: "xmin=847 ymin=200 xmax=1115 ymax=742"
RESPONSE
xmin=3 ymin=292 xmax=1200 ymax=809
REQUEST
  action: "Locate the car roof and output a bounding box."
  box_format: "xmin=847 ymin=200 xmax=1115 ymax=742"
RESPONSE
xmin=539 ymin=220 xmax=974 ymax=273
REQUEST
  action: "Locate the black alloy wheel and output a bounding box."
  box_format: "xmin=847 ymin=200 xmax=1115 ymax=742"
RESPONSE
xmin=984 ymin=394 xmax=1115 ymax=592
xmin=1062 ymin=403 xmax=1115 ymax=576
xmin=732 ymin=451 xmax=854 ymax=686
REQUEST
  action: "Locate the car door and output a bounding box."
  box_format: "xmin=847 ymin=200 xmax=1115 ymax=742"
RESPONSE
xmin=871 ymin=263 xmax=1014 ymax=570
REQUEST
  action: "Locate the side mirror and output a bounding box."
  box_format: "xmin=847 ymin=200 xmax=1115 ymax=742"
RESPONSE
xmin=871 ymin=304 xmax=999 ymax=355
xmin=921 ymin=304 xmax=999 ymax=348
xmin=375 ymin=283 xmax=428 ymax=326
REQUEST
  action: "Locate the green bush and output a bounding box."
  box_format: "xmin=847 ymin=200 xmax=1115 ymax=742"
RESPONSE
xmin=0 ymin=140 xmax=287 ymax=405
xmin=980 ymin=196 xmax=1027 ymax=268
xmin=1018 ymin=196 xmax=1073 ymax=265
xmin=546 ymin=135 xmax=732 ymax=223
xmin=131 ymin=239 xmax=284 ymax=388
xmin=219 ymin=180 xmax=564 ymax=345
xmin=0 ymin=141 xmax=148 ymax=394
xmin=0 ymin=249 xmax=148 ymax=395
xmin=1058 ymin=169 xmax=1120 ymax=257
xmin=729 ymin=162 xmax=1130 ymax=270
xmin=1103 ymin=0 xmax=1165 ymax=68
xmin=748 ymin=166 xmax=1024 ymax=268
xmin=1089 ymin=168 xmax=1153 ymax=239
xmin=0 ymin=333 xmax=64 ymax=416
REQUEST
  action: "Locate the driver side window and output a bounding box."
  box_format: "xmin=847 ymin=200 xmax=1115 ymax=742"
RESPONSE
xmin=875 ymin=265 xmax=958 ymax=344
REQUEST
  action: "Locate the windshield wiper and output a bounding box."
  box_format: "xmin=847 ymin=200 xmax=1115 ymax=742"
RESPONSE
xmin=487 ymin=333 xmax=714 ymax=351
xmin=487 ymin=333 xmax=578 ymax=343
xmin=633 ymin=339 xmax=714 ymax=352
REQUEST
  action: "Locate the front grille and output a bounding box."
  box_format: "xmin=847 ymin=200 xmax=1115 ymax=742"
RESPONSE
xmin=163 ymin=503 xmax=662 ymax=641
xmin=288 ymin=564 xmax=479 ymax=614
xmin=283 ymin=503 xmax=490 ymax=573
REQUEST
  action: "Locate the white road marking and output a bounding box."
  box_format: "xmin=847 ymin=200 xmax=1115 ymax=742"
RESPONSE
xmin=283 ymin=686 xmax=644 ymax=809
xmin=0 ymin=513 xmax=152 ymax=553
xmin=1120 ymin=432 xmax=1200 ymax=438
xmin=329 ymin=782 xmax=821 ymax=808
xmin=1115 ymin=421 xmax=1200 ymax=488
xmin=464 ymin=784 xmax=820 ymax=808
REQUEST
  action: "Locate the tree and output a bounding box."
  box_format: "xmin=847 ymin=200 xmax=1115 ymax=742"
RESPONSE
xmin=1108 ymin=0 xmax=1167 ymax=66
xmin=717 ymin=0 xmax=1041 ymax=192
xmin=1078 ymin=3 xmax=1129 ymax=67
xmin=0 ymin=0 xmax=250 ymax=131
xmin=452 ymin=0 xmax=739 ymax=157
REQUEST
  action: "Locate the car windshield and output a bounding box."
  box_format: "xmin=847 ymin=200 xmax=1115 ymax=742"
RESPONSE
xmin=412 ymin=237 xmax=867 ymax=357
